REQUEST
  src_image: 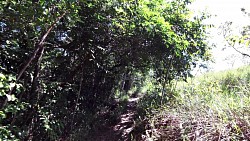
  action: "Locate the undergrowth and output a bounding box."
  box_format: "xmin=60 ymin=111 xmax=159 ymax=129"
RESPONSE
xmin=137 ymin=65 xmax=250 ymax=140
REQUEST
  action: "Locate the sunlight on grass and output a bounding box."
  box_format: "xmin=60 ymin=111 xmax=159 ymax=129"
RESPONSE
xmin=139 ymin=65 xmax=250 ymax=140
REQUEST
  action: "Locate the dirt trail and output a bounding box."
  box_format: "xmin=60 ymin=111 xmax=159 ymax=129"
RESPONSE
xmin=87 ymin=97 xmax=142 ymax=141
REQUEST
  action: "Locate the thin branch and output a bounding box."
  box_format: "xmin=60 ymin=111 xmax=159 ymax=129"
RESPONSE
xmin=16 ymin=11 xmax=67 ymax=82
xmin=231 ymin=45 xmax=250 ymax=58
xmin=70 ymin=68 xmax=84 ymax=133
xmin=1 ymin=12 xmax=67 ymax=110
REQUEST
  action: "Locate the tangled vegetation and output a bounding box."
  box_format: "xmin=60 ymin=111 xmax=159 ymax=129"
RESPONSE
xmin=138 ymin=66 xmax=250 ymax=140
xmin=0 ymin=0 xmax=210 ymax=140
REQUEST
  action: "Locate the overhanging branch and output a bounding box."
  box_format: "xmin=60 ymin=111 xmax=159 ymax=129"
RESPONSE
xmin=231 ymin=45 xmax=250 ymax=58
xmin=16 ymin=11 xmax=67 ymax=81
xmin=1 ymin=12 xmax=68 ymax=110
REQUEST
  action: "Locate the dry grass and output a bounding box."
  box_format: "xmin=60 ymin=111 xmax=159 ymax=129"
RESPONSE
xmin=137 ymin=66 xmax=250 ymax=141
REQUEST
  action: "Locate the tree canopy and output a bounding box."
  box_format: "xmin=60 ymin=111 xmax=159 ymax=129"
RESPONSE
xmin=0 ymin=0 xmax=210 ymax=140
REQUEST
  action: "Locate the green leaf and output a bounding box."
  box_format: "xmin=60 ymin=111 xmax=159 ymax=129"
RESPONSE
xmin=6 ymin=94 xmax=17 ymax=102
xmin=0 ymin=73 xmax=6 ymax=81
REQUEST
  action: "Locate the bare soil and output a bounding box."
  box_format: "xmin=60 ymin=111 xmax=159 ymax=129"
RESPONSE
xmin=85 ymin=97 xmax=143 ymax=141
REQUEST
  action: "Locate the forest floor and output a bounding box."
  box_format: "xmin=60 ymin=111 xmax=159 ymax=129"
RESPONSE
xmin=85 ymin=96 xmax=144 ymax=141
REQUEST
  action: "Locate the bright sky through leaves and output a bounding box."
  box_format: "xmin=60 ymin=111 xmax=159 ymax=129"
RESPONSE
xmin=191 ymin=0 xmax=250 ymax=73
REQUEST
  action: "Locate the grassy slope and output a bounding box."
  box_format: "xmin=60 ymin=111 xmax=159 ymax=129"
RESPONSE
xmin=139 ymin=65 xmax=250 ymax=140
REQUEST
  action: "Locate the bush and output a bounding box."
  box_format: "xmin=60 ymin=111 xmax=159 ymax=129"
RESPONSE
xmin=0 ymin=73 xmax=24 ymax=140
xmin=137 ymin=66 xmax=250 ymax=140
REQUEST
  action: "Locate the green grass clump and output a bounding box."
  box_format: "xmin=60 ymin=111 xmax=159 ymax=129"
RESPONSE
xmin=140 ymin=65 xmax=250 ymax=140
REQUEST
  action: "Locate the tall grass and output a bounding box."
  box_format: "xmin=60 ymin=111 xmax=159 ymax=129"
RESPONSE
xmin=138 ymin=65 xmax=250 ymax=140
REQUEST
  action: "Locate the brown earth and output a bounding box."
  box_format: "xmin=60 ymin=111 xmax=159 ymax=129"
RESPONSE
xmin=85 ymin=97 xmax=144 ymax=141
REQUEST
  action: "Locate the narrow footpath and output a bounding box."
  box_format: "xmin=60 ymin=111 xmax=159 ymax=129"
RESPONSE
xmin=86 ymin=97 xmax=143 ymax=141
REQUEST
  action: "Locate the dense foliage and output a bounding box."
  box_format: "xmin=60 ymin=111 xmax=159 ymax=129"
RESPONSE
xmin=0 ymin=0 xmax=209 ymax=140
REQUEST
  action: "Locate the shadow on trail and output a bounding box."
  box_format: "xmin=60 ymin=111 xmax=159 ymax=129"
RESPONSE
xmin=85 ymin=96 xmax=145 ymax=141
